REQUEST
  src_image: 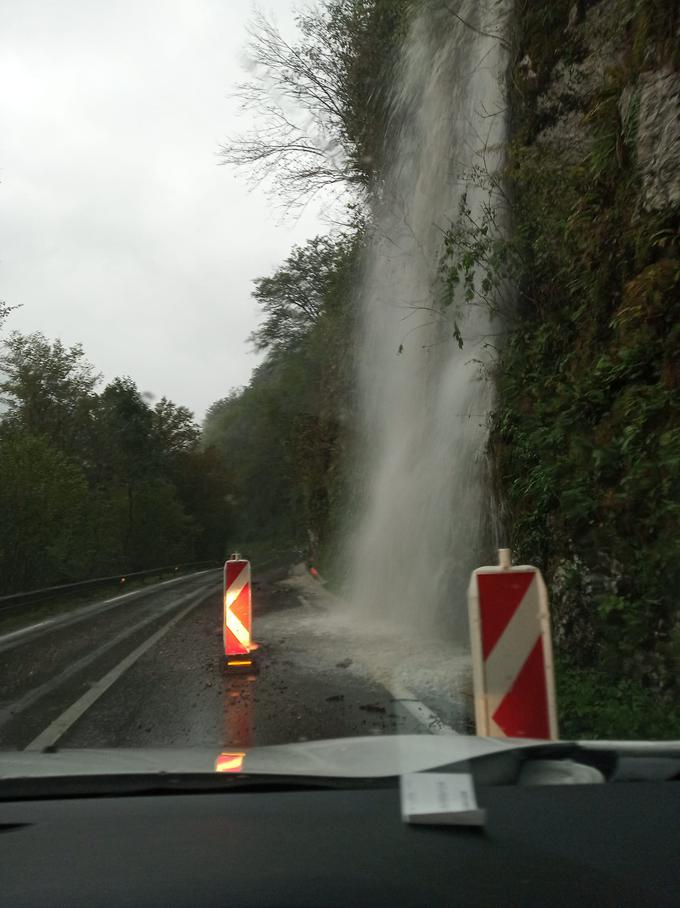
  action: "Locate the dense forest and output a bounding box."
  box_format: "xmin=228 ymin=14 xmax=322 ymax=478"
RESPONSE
xmin=0 ymin=325 xmax=230 ymax=593
xmin=204 ymin=0 xmax=680 ymax=737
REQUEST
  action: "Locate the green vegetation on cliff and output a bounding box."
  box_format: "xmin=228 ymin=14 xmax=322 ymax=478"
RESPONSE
xmin=494 ymin=0 xmax=680 ymax=736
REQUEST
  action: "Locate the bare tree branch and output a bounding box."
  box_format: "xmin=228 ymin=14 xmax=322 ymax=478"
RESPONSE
xmin=219 ymin=8 xmax=363 ymax=210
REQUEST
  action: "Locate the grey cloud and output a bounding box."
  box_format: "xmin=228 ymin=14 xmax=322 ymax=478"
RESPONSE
xmin=0 ymin=0 xmax=322 ymax=418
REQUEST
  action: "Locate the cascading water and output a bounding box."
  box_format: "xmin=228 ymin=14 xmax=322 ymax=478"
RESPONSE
xmin=346 ymin=0 xmax=510 ymax=638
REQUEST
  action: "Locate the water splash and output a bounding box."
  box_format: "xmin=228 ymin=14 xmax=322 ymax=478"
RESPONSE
xmin=346 ymin=1 xmax=510 ymax=638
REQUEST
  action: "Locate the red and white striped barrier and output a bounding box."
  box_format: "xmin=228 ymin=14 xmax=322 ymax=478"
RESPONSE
xmin=467 ymin=549 xmax=558 ymax=740
xmin=215 ymin=752 xmax=246 ymax=773
xmin=224 ymin=554 xmax=252 ymax=665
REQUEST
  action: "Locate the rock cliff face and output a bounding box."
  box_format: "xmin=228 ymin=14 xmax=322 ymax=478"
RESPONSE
xmin=522 ymin=0 xmax=680 ymax=211
xmin=523 ymin=0 xmax=680 ymax=213
xmin=493 ymin=0 xmax=680 ymax=737
xmin=632 ymin=66 xmax=680 ymax=211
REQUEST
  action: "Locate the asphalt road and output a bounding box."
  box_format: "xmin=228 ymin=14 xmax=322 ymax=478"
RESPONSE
xmin=0 ymin=566 xmax=472 ymax=752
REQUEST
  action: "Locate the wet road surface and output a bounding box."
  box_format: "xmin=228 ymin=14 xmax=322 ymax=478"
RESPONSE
xmin=0 ymin=566 xmax=472 ymax=752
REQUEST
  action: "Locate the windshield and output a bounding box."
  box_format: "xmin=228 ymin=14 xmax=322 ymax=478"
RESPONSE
xmin=1 ymin=0 xmax=678 ymax=768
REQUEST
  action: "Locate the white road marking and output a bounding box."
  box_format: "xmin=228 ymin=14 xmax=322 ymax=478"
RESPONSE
xmin=24 ymin=590 xmax=208 ymax=752
xmin=388 ymin=682 xmax=458 ymax=735
xmin=0 ymin=583 xmax=217 ymax=730
xmin=0 ymin=570 xmax=219 ymax=655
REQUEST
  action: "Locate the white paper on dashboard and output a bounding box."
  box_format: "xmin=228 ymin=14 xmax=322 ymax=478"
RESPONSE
xmin=400 ymin=772 xmax=486 ymax=826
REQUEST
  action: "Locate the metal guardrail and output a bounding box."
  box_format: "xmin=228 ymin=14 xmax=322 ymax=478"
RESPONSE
xmin=0 ymin=560 xmax=221 ymax=612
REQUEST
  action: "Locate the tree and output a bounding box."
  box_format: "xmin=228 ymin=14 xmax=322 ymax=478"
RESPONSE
xmin=0 ymin=432 xmax=90 ymax=592
xmin=203 ymin=226 xmax=358 ymax=558
xmin=150 ymin=398 xmax=230 ymax=560
xmin=202 ymin=390 xmax=244 ymax=450
xmin=0 ymin=300 xmax=14 ymax=334
xmin=171 ymin=445 xmax=232 ymax=561
xmin=126 ymin=478 xmax=196 ymax=567
xmin=153 ymin=397 xmax=201 ymax=456
xmin=0 ymin=332 xmax=100 ymax=451
xmin=220 ymin=0 xmax=411 ymax=208
xmin=250 ymin=234 xmax=353 ymax=352
xmin=91 ymin=378 xmax=157 ymax=562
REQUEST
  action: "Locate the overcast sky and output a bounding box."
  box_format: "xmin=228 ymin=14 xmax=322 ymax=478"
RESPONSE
xmin=0 ymin=0 xmax=324 ymax=419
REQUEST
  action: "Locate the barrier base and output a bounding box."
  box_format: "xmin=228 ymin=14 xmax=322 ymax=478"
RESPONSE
xmin=224 ymin=653 xmax=258 ymax=673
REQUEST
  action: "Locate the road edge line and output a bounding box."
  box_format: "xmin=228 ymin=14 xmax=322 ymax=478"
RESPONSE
xmin=388 ymin=682 xmax=458 ymax=735
xmin=24 ymin=588 xmax=211 ymax=752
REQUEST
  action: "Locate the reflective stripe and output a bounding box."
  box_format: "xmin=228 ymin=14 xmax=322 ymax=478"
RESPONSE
xmin=227 ymin=604 xmax=250 ymax=650
xmin=225 ymin=563 xmax=249 ymax=607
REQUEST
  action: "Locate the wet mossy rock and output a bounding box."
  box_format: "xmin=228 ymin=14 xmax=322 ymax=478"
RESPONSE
xmin=495 ymin=0 xmax=680 ymax=737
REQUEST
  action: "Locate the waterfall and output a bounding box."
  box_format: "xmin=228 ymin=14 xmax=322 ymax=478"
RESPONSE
xmin=346 ymin=0 xmax=510 ymax=638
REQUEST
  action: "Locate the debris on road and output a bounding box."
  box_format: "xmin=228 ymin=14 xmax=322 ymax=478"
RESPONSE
xmin=359 ymin=703 xmax=386 ymax=714
xmin=336 ymin=658 xmax=352 ymax=669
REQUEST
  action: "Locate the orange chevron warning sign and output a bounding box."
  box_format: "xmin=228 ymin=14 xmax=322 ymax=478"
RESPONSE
xmin=215 ymin=752 xmax=246 ymax=773
xmin=467 ymin=549 xmax=558 ymax=740
xmin=224 ymin=555 xmax=252 ymax=658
